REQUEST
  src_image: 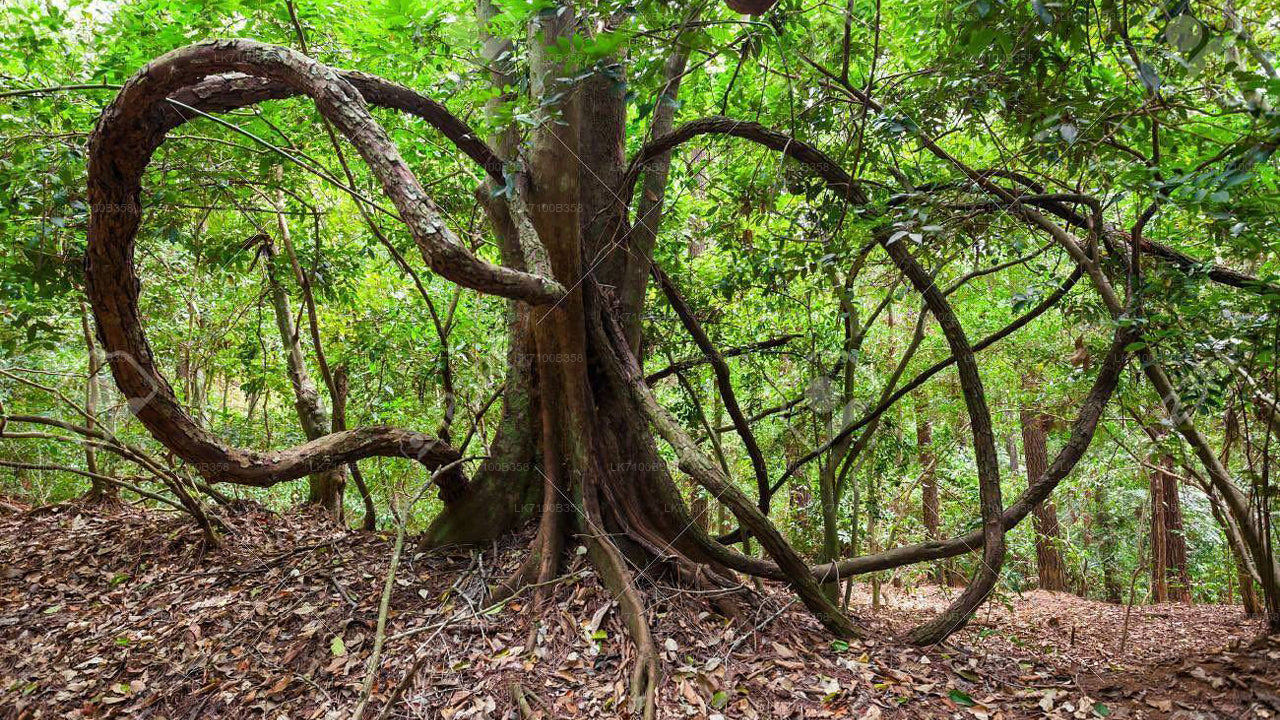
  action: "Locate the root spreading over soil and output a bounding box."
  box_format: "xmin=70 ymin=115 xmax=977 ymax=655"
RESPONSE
xmin=1 ymin=503 xmax=1275 ymax=719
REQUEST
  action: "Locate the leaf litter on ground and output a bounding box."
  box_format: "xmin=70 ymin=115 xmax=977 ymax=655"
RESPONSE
xmin=0 ymin=501 xmax=1275 ymax=719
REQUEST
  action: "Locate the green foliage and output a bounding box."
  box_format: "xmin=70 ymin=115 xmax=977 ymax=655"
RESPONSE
xmin=1 ymin=0 xmax=1277 ymax=606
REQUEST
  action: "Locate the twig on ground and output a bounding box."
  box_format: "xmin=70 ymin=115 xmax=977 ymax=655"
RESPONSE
xmin=375 ymin=569 xmax=590 ymax=720
xmin=726 ymin=598 xmax=796 ymax=657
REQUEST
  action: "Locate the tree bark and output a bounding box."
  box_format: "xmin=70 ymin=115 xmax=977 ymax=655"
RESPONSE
xmin=1149 ymin=461 xmax=1169 ymax=602
xmin=1094 ymin=482 xmax=1124 ymax=603
xmin=1155 ymin=454 xmax=1191 ymax=603
xmin=1137 ymin=354 xmax=1277 ymax=628
xmin=78 ymin=301 xmax=116 ymax=502
xmin=262 ymin=235 xmax=346 ymax=514
xmin=81 ymin=33 xmax=1155 ymax=707
xmin=1018 ymin=391 xmax=1068 ymax=593
xmin=419 ymin=0 xmax=542 ymax=547
xmin=332 ymin=366 xmax=376 ymax=530
xmin=915 ymin=393 xmax=942 ymax=583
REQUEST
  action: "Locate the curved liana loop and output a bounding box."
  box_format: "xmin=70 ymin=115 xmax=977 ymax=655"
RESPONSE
xmin=84 ymin=39 xmax=563 ymax=487
xmin=617 ymin=116 xmax=1128 ymax=643
xmin=163 ymin=71 xmax=505 ymax=183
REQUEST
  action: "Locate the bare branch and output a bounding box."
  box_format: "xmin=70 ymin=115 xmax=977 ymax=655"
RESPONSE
xmin=653 ymin=266 xmax=771 ymax=510
xmin=644 ymin=333 xmax=799 ymax=384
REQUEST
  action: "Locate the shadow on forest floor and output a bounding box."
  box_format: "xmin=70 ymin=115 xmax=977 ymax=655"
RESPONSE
xmin=0 ymin=499 xmax=1275 ymax=719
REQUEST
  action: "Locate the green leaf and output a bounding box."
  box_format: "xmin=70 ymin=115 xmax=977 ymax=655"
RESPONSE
xmin=1165 ymin=15 xmax=1202 ymax=53
xmin=949 ymin=689 xmax=976 ymax=707
xmin=330 ymin=635 xmax=346 ymax=656
xmin=1093 ymin=702 xmax=1111 ymax=717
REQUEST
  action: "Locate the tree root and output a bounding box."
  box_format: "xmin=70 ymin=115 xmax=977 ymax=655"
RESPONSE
xmin=492 ymin=491 xmax=563 ymax=606
xmin=508 ymin=682 xmax=538 ymax=719
xmin=581 ymin=498 xmax=660 ymax=720
xmin=590 ymin=300 xmax=860 ymax=639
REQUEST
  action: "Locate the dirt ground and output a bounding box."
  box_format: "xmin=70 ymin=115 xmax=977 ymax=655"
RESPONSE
xmin=1 ymin=501 xmax=1276 ymax=719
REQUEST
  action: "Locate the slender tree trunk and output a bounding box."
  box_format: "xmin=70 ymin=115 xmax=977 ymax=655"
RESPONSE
xmin=1149 ymin=463 xmax=1169 ymax=602
xmin=1140 ymin=358 xmax=1279 ymax=628
xmin=784 ymin=419 xmax=815 ymax=551
xmin=333 ymin=366 xmax=376 ymax=530
xmin=1158 ymin=454 xmax=1192 ymax=602
xmin=262 ymin=237 xmax=346 ymax=514
xmin=915 ymin=393 xmax=941 ymax=583
xmin=1217 ymin=404 xmax=1261 ymax=612
xmin=1006 ymin=432 xmax=1020 ymax=474
xmin=1094 ymin=482 xmax=1124 ymax=603
xmin=1227 ymin=526 xmax=1262 ymax=614
xmin=818 ymin=447 xmax=841 ymax=601
xmin=78 ymin=301 xmax=116 ymax=502
xmin=1018 ymin=394 xmax=1068 ymax=592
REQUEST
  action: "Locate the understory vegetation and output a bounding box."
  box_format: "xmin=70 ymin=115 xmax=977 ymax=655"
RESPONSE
xmin=2 ymin=0 xmax=1279 ymax=716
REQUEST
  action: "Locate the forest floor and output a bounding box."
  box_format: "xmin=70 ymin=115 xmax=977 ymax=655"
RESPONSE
xmin=1 ymin=500 xmax=1277 ymax=720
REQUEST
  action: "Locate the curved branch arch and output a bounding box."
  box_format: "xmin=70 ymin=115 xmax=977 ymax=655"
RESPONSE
xmin=165 ymin=71 xmax=505 ymax=182
xmin=618 ymin=115 xmax=1134 ymax=642
xmin=85 ymin=39 xmax=561 ymax=488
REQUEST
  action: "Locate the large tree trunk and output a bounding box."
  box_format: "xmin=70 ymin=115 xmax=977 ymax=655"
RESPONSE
xmin=1018 ymin=395 xmax=1068 ymax=593
xmin=419 ymin=0 xmax=542 ymax=547
xmin=82 ymin=22 xmax=1148 ymax=714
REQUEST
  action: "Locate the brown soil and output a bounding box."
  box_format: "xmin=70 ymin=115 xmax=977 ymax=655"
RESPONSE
xmin=1 ymin=502 xmax=1274 ymax=719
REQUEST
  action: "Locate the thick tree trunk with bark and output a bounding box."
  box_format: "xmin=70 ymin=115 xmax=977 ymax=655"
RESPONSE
xmin=81 ymin=16 xmax=1152 ymax=709
xmin=1018 ymin=397 xmax=1068 ymax=592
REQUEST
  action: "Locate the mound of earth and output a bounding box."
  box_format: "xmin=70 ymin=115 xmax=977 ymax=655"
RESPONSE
xmin=1 ymin=501 xmax=1275 ymax=719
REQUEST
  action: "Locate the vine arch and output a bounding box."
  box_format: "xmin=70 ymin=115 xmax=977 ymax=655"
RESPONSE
xmin=86 ymin=34 xmax=1139 ymax=716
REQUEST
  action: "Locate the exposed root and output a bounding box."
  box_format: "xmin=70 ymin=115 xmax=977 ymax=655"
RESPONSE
xmin=492 ymin=415 xmax=565 ymax=609
xmin=161 ymin=476 xmax=222 ymax=549
xmin=589 ymin=300 xmax=860 ymax=639
xmin=583 ymin=522 xmax=660 ymax=719
xmin=508 ymin=682 xmax=533 ymax=718
xmin=670 ymin=557 xmax=749 ymax=621
xmin=79 ymin=486 xmax=122 ymax=506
